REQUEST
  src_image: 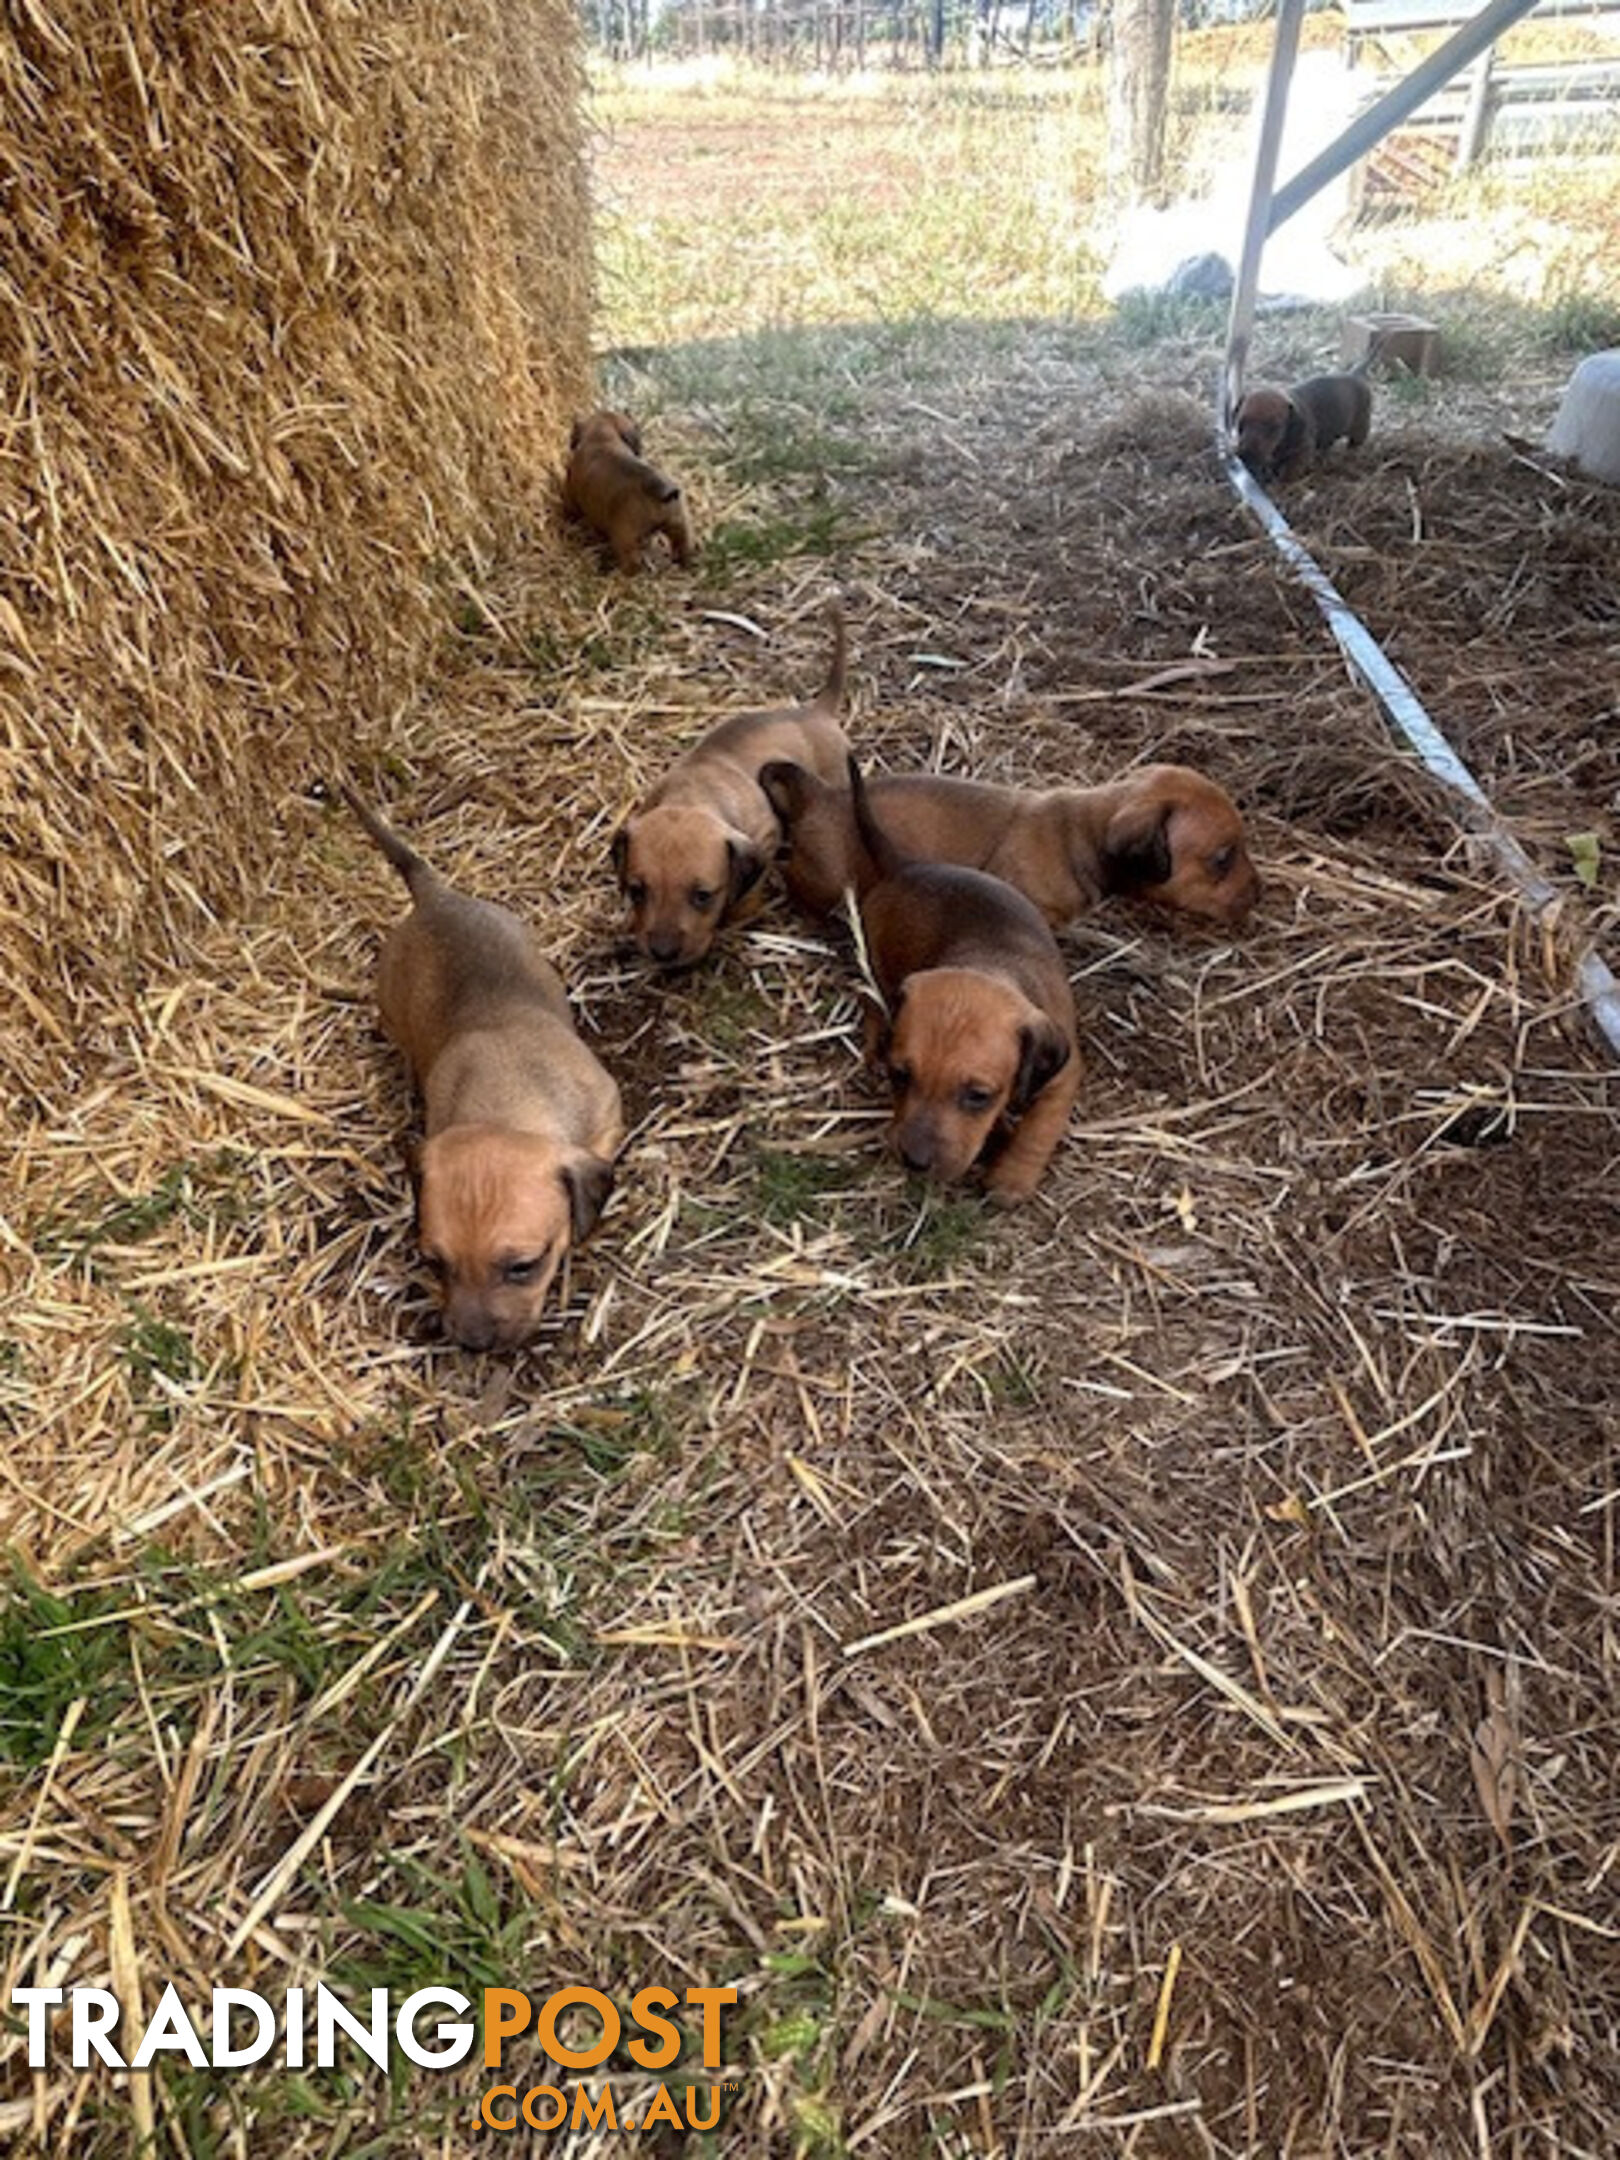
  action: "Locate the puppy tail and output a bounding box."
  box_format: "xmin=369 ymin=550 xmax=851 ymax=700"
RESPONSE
xmin=846 ymin=754 xmax=906 ymax=885
xmin=816 ymin=601 xmax=848 ymax=712
xmin=338 ymin=780 xmax=433 ymax=894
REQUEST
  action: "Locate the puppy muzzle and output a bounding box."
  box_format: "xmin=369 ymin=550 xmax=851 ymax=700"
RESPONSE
xmin=893 ymin=1114 xmax=942 ymax=1178
xmin=442 ymin=1297 xmax=527 ymax=1354
xmin=644 ymin=928 xmax=701 ymax=970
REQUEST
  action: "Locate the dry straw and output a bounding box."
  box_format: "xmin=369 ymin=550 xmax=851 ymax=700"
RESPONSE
xmin=0 ymin=0 xmax=589 ymax=1103
xmin=4 ymin=35 xmax=1620 ymax=2140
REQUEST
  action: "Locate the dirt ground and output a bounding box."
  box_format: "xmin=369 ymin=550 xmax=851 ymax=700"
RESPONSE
xmin=7 ymin=76 xmax=1620 ymax=2160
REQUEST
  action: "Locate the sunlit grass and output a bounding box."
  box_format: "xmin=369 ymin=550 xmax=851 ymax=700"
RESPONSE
xmin=592 ymin=64 xmax=1113 ymax=346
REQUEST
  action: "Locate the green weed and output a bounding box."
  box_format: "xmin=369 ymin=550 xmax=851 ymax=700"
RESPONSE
xmin=0 ymin=1563 xmax=131 ymax=1766
xmin=754 ymin=1150 xmax=857 ymax=1228
xmin=885 ymin=1190 xmax=988 ymax=1280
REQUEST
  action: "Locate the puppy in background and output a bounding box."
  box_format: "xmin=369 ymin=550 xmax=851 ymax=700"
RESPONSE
xmin=564 ymin=409 xmax=694 ymax=574
xmin=342 ymin=784 xmax=622 ymax=1353
xmin=1233 ymin=341 xmax=1380 ymax=483
xmin=850 ymin=760 xmax=1080 ymax=1206
xmin=762 ymin=760 xmax=1259 ymax=929
xmin=614 ymin=606 xmax=851 ymax=970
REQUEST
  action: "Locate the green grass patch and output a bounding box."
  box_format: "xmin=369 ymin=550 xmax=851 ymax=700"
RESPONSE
xmin=0 ymin=1562 xmax=133 ymax=1766
xmin=754 ymin=1150 xmax=858 ymax=1228
xmin=32 ymin=1151 xmax=250 ymax=1269
xmin=884 ymin=1189 xmax=989 ymax=1280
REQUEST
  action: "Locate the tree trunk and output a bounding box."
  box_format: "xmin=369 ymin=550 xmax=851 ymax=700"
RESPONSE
xmin=1107 ymin=0 xmax=1175 ymax=204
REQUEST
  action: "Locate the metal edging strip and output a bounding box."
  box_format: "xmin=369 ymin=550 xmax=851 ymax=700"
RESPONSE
xmin=1223 ymin=452 xmax=1620 ymax=1060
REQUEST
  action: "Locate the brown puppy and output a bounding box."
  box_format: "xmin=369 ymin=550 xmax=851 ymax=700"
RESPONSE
xmin=1234 ymin=371 xmax=1372 ymax=483
xmin=564 ymin=408 xmax=694 ymax=574
xmin=343 ymin=785 xmax=622 ymax=1353
xmin=851 ymin=761 xmax=1080 ymax=1205
xmin=761 ymin=761 xmax=1259 ymax=929
xmin=614 ymin=608 xmax=851 ymax=969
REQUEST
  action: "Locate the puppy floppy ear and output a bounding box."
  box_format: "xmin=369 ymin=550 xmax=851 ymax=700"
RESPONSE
xmin=760 ymin=758 xmax=812 ymax=836
xmin=1011 ymin=1018 xmax=1070 ymax=1113
xmin=861 ymin=987 xmax=896 ymax=1069
xmin=561 ymin=1153 xmax=615 ymax=1243
xmin=726 ymin=834 xmax=769 ymax=906
xmin=1102 ymin=797 xmax=1174 ymax=892
xmin=610 ymin=825 xmax=630 ymax=887
xmin=1279 ymin=398 xmax=1309 ymax=466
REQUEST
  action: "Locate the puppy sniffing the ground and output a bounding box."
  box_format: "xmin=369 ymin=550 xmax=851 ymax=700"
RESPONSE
xmin=762 ymin=761 xmax=1259 ymax=929
xmin=342 ymin=785 xmax=622 ymax=1353
xmin=1233 ymin=351 xmax=1377 ymax=483
xmin=614 ymin=607 xmax=851 ymax=970
xmin=850 ymin=760 xmax=1080 ymax=1205
xmin=564 ymin=408 xmax=694 ymax=574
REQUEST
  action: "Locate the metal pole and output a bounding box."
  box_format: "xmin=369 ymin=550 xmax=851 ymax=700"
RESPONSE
xmin=1267 ymin=0 xmax=1543 ymax=230
xmin=1220 ymin=0 xmax=1306 ymax=431
xmin=1455 ymin=48 xmax=1497 ymax=170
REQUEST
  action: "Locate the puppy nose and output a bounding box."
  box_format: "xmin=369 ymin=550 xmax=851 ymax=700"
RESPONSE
xmin=647 ymin=932 xmax=684 ymax=966
xmin=899 ymin=1136 xmax=935 ymax=1174
xmin=446 ymin=1308 xmax=496 ymax=1352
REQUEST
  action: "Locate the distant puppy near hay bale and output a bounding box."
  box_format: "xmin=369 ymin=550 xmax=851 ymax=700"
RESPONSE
xmin=342 ymin=785 xmax=622 ymax=1353
xmin=564 ymin=408 xmax=694 ymax=573
xmin=613 ymin=606 xmax=851 ymax=970
xmin=1233 ymin=345 xmax=1380 ymax=483
xmin=849 ymin=759 xmax=1080 ymax=1206
xmin=762 ymin=761 xmax=1259 ymax=929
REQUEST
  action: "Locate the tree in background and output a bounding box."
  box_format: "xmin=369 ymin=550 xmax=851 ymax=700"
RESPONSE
xmin=1106 ymin=0 xmax=1175 ymax=202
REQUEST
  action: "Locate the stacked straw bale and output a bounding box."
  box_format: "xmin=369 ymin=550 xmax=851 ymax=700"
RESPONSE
xmin=0 ymin=0 xmax=588 ymax=1098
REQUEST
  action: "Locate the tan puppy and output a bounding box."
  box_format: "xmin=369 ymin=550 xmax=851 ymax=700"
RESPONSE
xmin=564 ymin=408 xmax=694 ymax=574
xmin=614 ymin=608 xmax=851 ymax=969
xmin=851 ymin=761 xmax=1080 ymax=1205
xmin=343 ymin=785 xmax=622 ymax=1353
xmin=761 ymin=761 xmax=1259 ymax=928
xmin=1234 ymin=371 xmax=1372 ymax=483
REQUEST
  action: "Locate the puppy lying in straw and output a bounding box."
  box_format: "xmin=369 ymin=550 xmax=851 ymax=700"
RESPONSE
xmin=761 ymin=760 xmax=1259 ymax=929
xmin=848 ymin=758 xmax=1080 ymax=1206
xmin=1233 ymin=351 xmax=1378 ymax=484
xmin=564 ymin=408 xmax=694 ymax=574
xmin=342 ymin=784 xmax=622 ymax=1353
xmin=613 ymin=606 xmax=851 ymax=970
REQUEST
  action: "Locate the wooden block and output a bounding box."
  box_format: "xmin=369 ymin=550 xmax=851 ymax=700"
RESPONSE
xmin=1340 ymin=311 xmax=1441 ymax=375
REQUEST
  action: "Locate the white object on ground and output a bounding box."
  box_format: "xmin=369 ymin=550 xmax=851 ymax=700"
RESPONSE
xmin=1547 ymin=351 xmax=1620 ymax=486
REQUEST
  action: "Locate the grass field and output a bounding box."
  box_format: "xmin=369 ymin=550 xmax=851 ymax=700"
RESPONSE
xmin=7 ymin=35 xmax=1620 ymax=2160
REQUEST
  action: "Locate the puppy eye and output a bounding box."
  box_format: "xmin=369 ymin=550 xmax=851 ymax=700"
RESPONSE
xmin=1209 ymin=847 xmax=1237 ymax=879
xmin=959 ymin=1084 xmax=995 ymax=1114
xmin=886 ymin=1064 xmax=911 ymax=1091
xmin=501 ymin=1255 xmax=544 ymax=1285
xmin=690 ymin=887 xmax=716 ymax=910
xmin=421 ymin=1252 xmax=448 ymax=1281
xmin=626 ymin=879 xmax=648 ymax=906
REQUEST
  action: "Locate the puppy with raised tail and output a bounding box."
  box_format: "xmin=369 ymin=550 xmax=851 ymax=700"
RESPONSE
xmin=564 ymin=408 xmax=694 ymax=574
xmin=850 ymin=759 xmax=1080 ymax=1206
xmin=1233 ymin=340 xmax=1381 ymax=483
xmin=761 ymin=761 xmax=1259 ymax=929
xmin=614 ymin=607 xmax=851 ymax=969
xmin=342 ymin=784 xmax=622 ymax=1352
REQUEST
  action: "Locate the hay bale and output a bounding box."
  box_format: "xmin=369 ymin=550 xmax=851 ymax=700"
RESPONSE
xmin=0 ymin=1 xmax=589 ymax=1097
